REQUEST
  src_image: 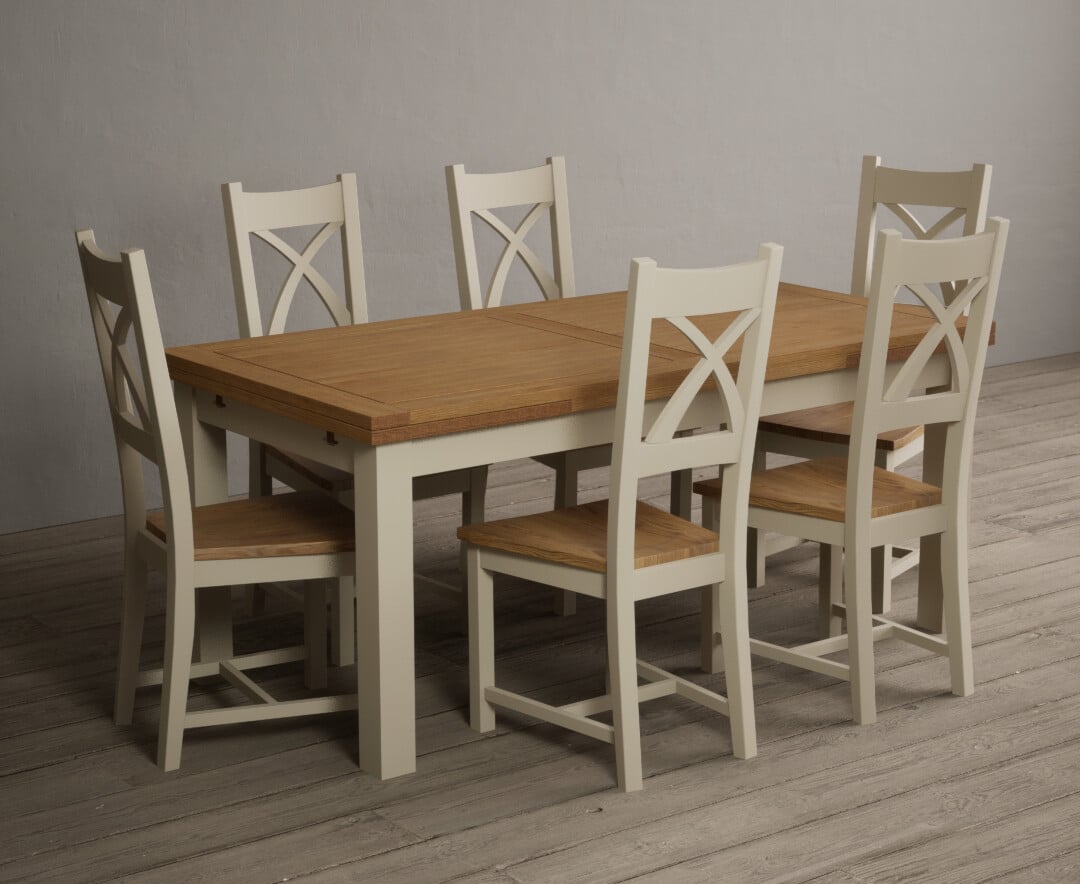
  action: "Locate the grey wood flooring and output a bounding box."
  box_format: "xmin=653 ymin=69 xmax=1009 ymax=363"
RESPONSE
xmin=1 ymin=353 xmax=1078 ymax=883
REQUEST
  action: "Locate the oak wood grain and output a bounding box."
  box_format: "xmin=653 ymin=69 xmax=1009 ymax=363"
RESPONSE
xmin=695 ymin=455 xmax=943 ymax=521
xmin=167 ymin=285 xmax=987 ymax=446
xmin=759 ymin=400 xmax=924 ymax=450
xmin=144 ymin=491 xmax=354 ymax=560
xmin=457 ymin=499 xmax=718 ymax=572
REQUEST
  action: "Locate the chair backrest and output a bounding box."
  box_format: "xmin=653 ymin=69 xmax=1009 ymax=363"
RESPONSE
xmin=851 ymin=155 xmax=991 ymax=301
xmin=76 ymin=229 xmax=193 ymax=558
xmin=446 ymin=156 xmax=575 ymax=310
xmin=847 ymin=219 xmax=1009 ymax=531
xmin=609 ymin=245 xmax=783 ymax=578
xmin=223 ymin=173 xmax=367 ymax=337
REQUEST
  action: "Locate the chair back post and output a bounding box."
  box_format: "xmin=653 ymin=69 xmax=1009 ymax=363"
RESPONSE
xmin=76 ymin=230 xmax=195 ymax=563
xmin=222 ymin=181 xmax=263 ymax=338
xmin=847 ymin=219 xmax=1009 ymax=537
xmin=850 ymin=156 xmax=993 ymax=298
xmin=608 ymin=246 xmax=783 ymax=590
xmin=446 ymin=163 xmax=484 ymax=311
xmin=337 ymin=172 xmax=369 ymax=324
xmin=222 ymin=175 xmax=367 ymax=337
xmin=941 ymin=216 xmax=1008 ymax=505
xmin=850 ymin=155 xmax=884 ymax=298
xmin=547 ymin=155 xmax=576 ymax=300
xmin=446 ymin=156 xmax=574 ymax=310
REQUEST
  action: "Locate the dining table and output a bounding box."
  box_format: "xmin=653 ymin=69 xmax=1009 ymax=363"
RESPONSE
xmin=166 ymin=282 xmax=962 ymax=780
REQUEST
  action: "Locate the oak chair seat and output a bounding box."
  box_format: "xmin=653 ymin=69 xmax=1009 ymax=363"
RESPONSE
xmin=146 ymin=491 xmax=355 ymax=560
xmin=758 ymin=402 xmax=923 ymax=451
xmin=696 ymin=456 xmax=941 ymax=523
xmin=458 ymin=500 xmax=719 ymax=574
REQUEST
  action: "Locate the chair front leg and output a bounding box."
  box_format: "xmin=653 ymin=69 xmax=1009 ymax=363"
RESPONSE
xmin=458 ymin=465 xmax=489 ymax=578
xmin=467 ymin=547 xmax=496 ymax=733
xmin=940 ymin=527 xmax=974 ymax=696
xmin=716 ymin=579 xmax=757 ymax=760
xmin=844 ymin=541 xmax=877 ymax=725
xmin=607 ymin=586 xmax=643 ymax=792
xmin=158 ymin=568 xmax=197 ymax=772
xmin=114 ymin=543 xmax=148 ymax=726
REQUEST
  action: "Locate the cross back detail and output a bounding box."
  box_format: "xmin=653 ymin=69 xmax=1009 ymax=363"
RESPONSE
xmin=852 ymin=156 xmax=992 ymax=302
xmin=644 ymin=310 xmax=761 ymax=452
xmin=471 ymin=201 xmax=560 ymax=306
xmin=858 ymin=222 xmax=1007 ymax=444
xmin=885 ymin=274 xmax=989 ymax=406
xmin=447 ymin=156 xmax=575 ymax=311
xmin=78 ymin=234 xmax=159 ymax=464
xmin=223 ymin=174 xmax=367 ymax=339
xmin=615 ymin=249 xmax=782 ymax=488
xmin=250 ymin=221 xmax=351 ymax=335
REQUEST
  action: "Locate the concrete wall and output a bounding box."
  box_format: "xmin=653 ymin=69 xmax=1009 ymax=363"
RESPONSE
xmin=2 ymin=0 xmax=1078 ymax=534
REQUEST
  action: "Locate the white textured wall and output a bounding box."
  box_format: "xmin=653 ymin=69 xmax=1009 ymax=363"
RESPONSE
xmin=2 ymin=0 xmax=1078 ymax=533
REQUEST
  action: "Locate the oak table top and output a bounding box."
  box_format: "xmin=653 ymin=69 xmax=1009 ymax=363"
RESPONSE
xmin=166 ymin=283 xmax=973 ymax=446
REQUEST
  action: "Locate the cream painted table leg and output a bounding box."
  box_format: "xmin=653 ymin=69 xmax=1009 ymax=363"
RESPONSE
xmin=174 ymin=384 xmax=233 ymax=661
xmin=353 ymin=442 xmax=417 ymax=779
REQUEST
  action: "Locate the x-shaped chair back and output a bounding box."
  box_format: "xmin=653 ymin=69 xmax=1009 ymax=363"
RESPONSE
xmin=851 ymin=155 xmax=991 ymax=303
xmin=847 ymin=219 xmax=1009 ymax=544
xmin=446 ymin=156 xmax=575 ymax=310
xmin=77 ymin=229 xmax=194 ymax=561
xmin=223 ymin=174 xmax=367 ymax=337
xmin=610 ymin=248 xmax=782 ymax=589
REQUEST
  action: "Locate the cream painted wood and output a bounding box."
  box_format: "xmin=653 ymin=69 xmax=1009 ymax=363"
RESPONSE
xmin=447 ymin=156 xmax=590 ymax=616
xmin=704 ymin=220 xmax=1009 ymax=725
xmin=77 ymin=229 xmax=358 ymax=772
xmin=459 ymin=245 xmax=782 ymax=790
xmin=445 ymin=157 xmax=694 ymax=615
xmin=446 ymin=156 xmax=575 ymax=311
xmin=224 ymin=174 xmax=486 ymax=662
xmin=751 ymin=156 xmax=992 ymax=616
xmin=168 ymin=285 xmax=958 ymax=781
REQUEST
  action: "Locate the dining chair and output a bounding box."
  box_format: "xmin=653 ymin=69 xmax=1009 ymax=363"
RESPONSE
xmin=77 ymin=229 xmax=358 ymax=771
xmin=751 ymin=156 xmax=992 ymax=619
xmin=223 ymin=174 xmax=487 ymax=661
xmin=697 ymin=219 xmax=1008 ymax=724
xmin=446 ymin=156 xmax=693 ymax=615
xmin=459 ymin=244 xmax=783 ymax=791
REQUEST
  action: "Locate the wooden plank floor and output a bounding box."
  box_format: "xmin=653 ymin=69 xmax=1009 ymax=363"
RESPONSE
xmin=1 ymin=352 xmax=1078 ymax=883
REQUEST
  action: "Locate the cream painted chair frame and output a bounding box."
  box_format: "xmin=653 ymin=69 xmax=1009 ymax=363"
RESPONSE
xmin=224 ymin=175 xmax=487 ymax=661
xmin=77 ymin=229 xmax=358 ymax=771
xmin=461 ymin=245 xmax=782 ymax=791
xmin=752 ymin=156 xmax=992 ymax=618
xmin=446 ymin=156 xmax=692 ymax=615
xmin=710 ymin=221 xmax=1008 ymax=724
